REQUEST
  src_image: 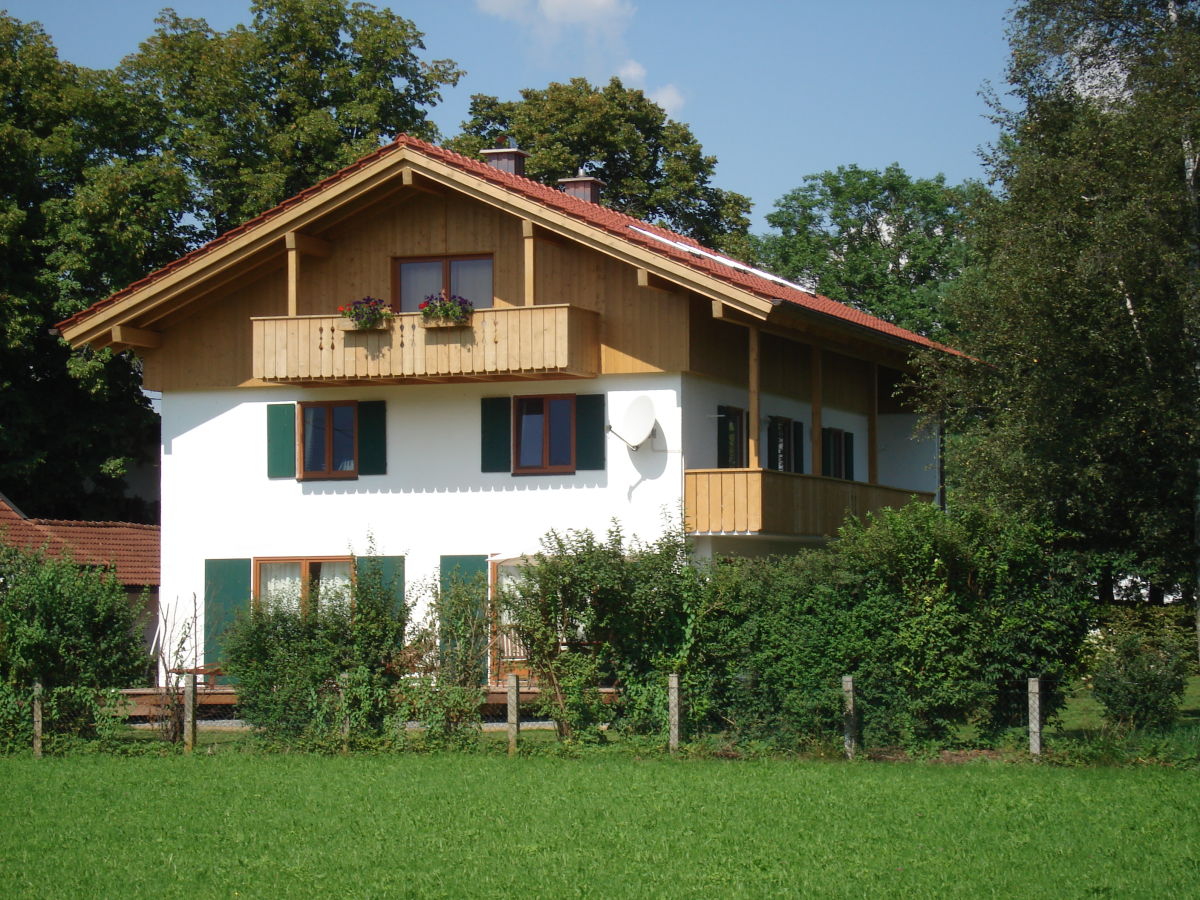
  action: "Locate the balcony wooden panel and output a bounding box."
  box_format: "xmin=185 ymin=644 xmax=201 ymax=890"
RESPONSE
xmin=684 ymin=468 xmax=934 ymax=538
xmin=251 ymin=304 xmax=600 ymax=384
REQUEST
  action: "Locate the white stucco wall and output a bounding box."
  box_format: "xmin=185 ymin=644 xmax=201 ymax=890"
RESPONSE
xmin=876 ymin=413 xmax=940 ymax=495
xmin=159 ymin=374 xmax=684 ymax=659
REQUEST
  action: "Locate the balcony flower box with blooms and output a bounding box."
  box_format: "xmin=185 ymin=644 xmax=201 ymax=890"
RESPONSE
xmin=336 ymin=296 xmax=394 ymax=330
xmin=419 ymin=293 xmax=473 ymax=327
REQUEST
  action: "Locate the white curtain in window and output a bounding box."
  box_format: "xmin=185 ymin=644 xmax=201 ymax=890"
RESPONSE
xmin=450 ymin=258 xmax=493 ymax=309
xmin=260 ymin=562 xmax=302 ymax=610
xmin=313 ymin=560 xmax=353 ymax=609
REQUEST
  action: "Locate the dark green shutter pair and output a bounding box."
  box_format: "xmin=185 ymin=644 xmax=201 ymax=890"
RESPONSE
xmin=266 ymin=401 xmax=386 ymax=478
xmin=480 ymin=394 xmax=606 ymax=473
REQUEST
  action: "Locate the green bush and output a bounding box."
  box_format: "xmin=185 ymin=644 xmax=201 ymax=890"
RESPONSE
xmin=223 ymin=555 xmax=408 ymax=749
xmin=1089 ymin=608 xmax=1193 ymax=731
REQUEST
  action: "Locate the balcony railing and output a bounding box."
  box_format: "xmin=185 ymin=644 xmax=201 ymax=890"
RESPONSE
xmin=684 ymin=468 xmax=935 ymax=538
xmin=251 ymin=304 xmax=599 ymax=384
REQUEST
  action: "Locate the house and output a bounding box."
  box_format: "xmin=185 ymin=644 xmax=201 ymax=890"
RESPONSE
xmin=56 ymin=135 xmax=947 ymax=679
xmin=0 ymin=492 xmax=160 ymax=668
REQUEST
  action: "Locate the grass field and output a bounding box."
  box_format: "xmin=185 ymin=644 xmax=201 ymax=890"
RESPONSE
xmin=2 ymin=754 xmax=1197 ymax=898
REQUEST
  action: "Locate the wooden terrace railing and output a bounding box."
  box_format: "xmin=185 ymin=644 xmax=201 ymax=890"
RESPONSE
xmin=684 ymin=468 xmax=935 ymax=538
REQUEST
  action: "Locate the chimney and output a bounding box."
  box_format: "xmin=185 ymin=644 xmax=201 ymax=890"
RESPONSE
xmin=480 ymin=136 xmax=529 ymax=177
xmin=557 ymin=168 xmax=605 ymax=204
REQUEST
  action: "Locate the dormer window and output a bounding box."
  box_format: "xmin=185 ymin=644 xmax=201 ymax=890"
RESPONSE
xmin=396 ymin=255 xmax=493 ymax=312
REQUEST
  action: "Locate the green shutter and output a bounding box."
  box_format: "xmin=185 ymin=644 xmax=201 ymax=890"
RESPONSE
xmin=439 ymin=555 xmax=490 ymax=685
xmin=267 ymin=404 xmax=296 ymax=478
xmin=791 ymin=421 xmax=804 ymax=474
xmin=354 ymin=554 xmax=405 ymax=615
xmin=481 ymin=397 xmax=512 ymax=472
xmin=844 ymin=432 xmax=855 ymax=481
xmin=821 ymin=427 xmax=834 ymax=477
xmin=204 ymin=558 xmax=251 ymax=679
xmin=358 ymin=401 xmax=387 ymax=475
xmin=575 ymin=393 xmax=606 ymax=471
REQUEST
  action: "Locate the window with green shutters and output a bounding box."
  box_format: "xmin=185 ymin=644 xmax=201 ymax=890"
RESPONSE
xmin=481 ymin=394 xmax=605 ymax=475
xmin=266 ymin=400 xmax=386 ymax=479
xmin=821 ymin=427 xmax=855 ymax=480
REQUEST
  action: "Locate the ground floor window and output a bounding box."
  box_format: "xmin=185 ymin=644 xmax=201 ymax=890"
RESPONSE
xmin=717 ymin=405 xmax=746 ymax=468
xmin=254 ymin=557 xmax=353 ymax=612
xmin=514 ymin=394 xmax=576 ymax=474
xmin=766 ymin=416 xmax=804 ymax=473
xmin=821 ymin=427 xmax=855 ymax=480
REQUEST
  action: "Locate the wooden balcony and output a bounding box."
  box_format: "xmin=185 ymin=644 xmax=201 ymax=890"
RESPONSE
xmin=684 ymin=468 xmax=935 ymax=539
xmin=251 ymin=304 xmax=599 ymax=384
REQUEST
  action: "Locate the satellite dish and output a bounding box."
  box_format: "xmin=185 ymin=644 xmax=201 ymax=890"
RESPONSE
xmin=609 ymin=395 xmax=656 ymax=449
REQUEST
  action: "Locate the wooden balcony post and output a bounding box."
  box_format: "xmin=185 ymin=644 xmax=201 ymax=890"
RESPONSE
xmin=286 ymin=245 xmax=300 ymax=317
xmin=521 ymin=219 xmax=536 ymax=306
xmin=748 ymin=326 xmax=760 ymax=468
xmin=868 ymin=361 xmax=879 ymax=485
xmin=811 ymin=348 xmax=823 ymax=476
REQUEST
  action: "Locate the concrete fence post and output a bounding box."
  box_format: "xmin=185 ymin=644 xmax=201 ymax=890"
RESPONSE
xmin=1028 ymin=677 xmax=1043 ymax=757
xmin=183 ymin=673 xmax=197 ymax=755
xmin=32 ymin=682 xmax=43 ymax=759
xmin=668 ymin=673 xmax=681 ymax=754
xmin=507 ymin=673 xmax=520 ymax=756
xmin=842 ymin=675 xmax=857 ymax=760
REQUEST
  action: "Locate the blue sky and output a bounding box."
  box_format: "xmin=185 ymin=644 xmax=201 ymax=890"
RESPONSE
xmin=7 ymin=0 xmax=1015 ymax=230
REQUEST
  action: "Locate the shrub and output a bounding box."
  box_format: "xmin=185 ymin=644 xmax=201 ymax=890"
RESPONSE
xmin=1089 ymin=607 xmax=1193 ymax=731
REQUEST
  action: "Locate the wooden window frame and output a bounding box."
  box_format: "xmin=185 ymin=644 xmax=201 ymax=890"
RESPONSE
xmin=392 ymin=254 xmax=494 ymax=311
xmin=252 ymin=556 xmax=355 ymax=615
xmin=513 ymin=393 xmax=576 ymax=475
xmin=298 ymin=401 xmax=358 ymax=480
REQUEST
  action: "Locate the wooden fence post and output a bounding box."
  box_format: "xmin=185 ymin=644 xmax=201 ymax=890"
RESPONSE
xmin=668 ymin=673 xmax=680 ymax=754
xmin=338 ymin=673 xmax=350 ymax=755
xmin=183 ymin=673 xmax=197 ymax=755
xmin=32 ymin=682 xmax=42 ymax=759
xmin=507 ymin=673 xmax=520 ymax=756
xmin=842 ymin=675 xmax=857 ymax=760
xmin=1028 ymin=677 xmax=1042 ymax=757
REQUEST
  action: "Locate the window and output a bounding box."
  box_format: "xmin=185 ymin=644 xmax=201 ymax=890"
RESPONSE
xmin=766 ymin=416 xmax=804 ymax=473
xmin=821 ymin=427 xmax=855 ymax=480
xmin=480 ymin=394 xmax=605 ymax=475
xmin=254 ymin=557 xmax=353 ymax=612
xmin=396 ymin=255 xmax=493 ymax=312
xmin=717 ymin=405 xmax=746 ymax=468
xmin=300 ymin=401 xmax=357 ymax=478
xmin=266 ymin=401 xmax=386 ymax=480
xmin=514 ymin=395 xmax=575 ymax=474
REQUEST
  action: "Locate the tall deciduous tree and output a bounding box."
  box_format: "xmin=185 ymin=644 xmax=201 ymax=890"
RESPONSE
xmin=447 ymin=77 xmax=751 ymax=251
xmin=754 ymin=165 xmax=982 ymax=339
xmin=121 ymin=0 xmax=462 ymax=238
xmin=918 ymin=1 xmax=1200 ymax=602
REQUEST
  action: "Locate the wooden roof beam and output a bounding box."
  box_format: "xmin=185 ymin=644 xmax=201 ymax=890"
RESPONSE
xmin=110 ymin=325 xmax=162 ymax=348
xmin=284 ymin=231 xmax=331 ymax=257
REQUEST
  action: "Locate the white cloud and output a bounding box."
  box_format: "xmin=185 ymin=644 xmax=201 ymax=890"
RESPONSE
xmin=538 ymin=0 xmax=635 ymax=28
xmin=617 ymin=59 xmax=646 ymax=85
xmin=476 ymin=0 xmax=532 ymax=21
xmin=649 ymin=83 xmax=685 ymax=116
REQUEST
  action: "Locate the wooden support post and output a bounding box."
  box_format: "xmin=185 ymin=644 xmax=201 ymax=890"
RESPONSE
xmin=868 ymin=361 xmax=879 ymax=485
xmin=507 ymin=673 xmax=520 ymax=756
xmin=183 ymin=673 xmax=197 ymax=755
xmin=339 ymin=673 xmax=350 ymax=755
xmin=286 ymin=246 xmax=300 ymax=317
xmin=522 ymin=219 xmax=536 ymax=306
xmin=842 ymin=675 xmax=857 ymax=760
xmin=1028 ymin=677 xmax=1042 ymax=757
xmin=747 ymin=326 xmax=760 ymax=468
xmin=32 ymin=682 xmax=42 ymax=759
xmin=668 ymin=673 xmax=681 ymax=754
xmin=811 ymin=348 xmax=824 ymax=476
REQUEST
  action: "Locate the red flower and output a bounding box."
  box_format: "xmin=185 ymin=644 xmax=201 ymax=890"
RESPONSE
xmin=419 ymin=301 xmax=428 ymax=309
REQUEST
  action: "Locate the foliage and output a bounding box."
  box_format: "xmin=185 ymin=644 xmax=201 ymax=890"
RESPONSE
xmin=689 ymin=502 xmax=1093 ymax=746
xmin=1088 ymin=607 xmax=1193 ymax=730
xmin=419 ymin=293 xmax=473 ymax=324
xmin=119 ymin=0 xmax=462 ymax=238
xmin=337 ymin=296 xmax=392 ymax=329
xmin=223 ymin=554 xmax=408 ymax=749
xmin=0 ymin=543 xmax=149 ymax=689
xmin=915 ymin=0 xmax=1200 ymax=592
xmin=447 ymin=77 xmax=751 ymax=250
xmin=755 ymin=164 xmax=983 ymax=338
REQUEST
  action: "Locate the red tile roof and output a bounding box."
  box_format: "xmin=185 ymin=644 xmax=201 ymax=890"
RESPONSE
xmin=0 ymin=494 xmax=159 ymax=587
xmin=57 ymin=135 xmax=954 ymax=354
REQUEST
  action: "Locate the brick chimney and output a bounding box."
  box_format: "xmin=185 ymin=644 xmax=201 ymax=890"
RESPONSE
xmin=480 ymin=137 xmax=529 ymax=177
xmin=557 ymin=168 xmax=605 ymax=204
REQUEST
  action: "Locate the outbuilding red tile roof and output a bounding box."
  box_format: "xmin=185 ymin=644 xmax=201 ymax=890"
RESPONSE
xmin=57 ymin=134 xmax=953 ymax=354
xmin=0 ymin=494 xmax=159 ymax=587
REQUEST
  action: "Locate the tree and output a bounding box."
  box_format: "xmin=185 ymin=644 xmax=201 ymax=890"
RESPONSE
xmin=917 ymin=1 xmax=1200 ymax=599
xmin=447 ymin=77 xmax=751 ymax=250
xmin=754 ymin=165 xmax=983 ymax=339
xmin=120 ymin=0 xmax=463 ymax=238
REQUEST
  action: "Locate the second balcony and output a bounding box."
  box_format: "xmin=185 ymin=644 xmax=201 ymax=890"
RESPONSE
xmin=252 ymin=304 xmax=600 ymax=385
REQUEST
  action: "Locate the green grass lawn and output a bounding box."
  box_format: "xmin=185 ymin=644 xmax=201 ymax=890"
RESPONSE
xmin=1 ymin=754 xmax=1197 ymax=898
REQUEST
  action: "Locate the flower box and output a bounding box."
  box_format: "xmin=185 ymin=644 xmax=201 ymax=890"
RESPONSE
xmin=421 ymin=317 xmax=472 ymax=328
xmin=335 ymin=319 xmax=390 ymax=332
